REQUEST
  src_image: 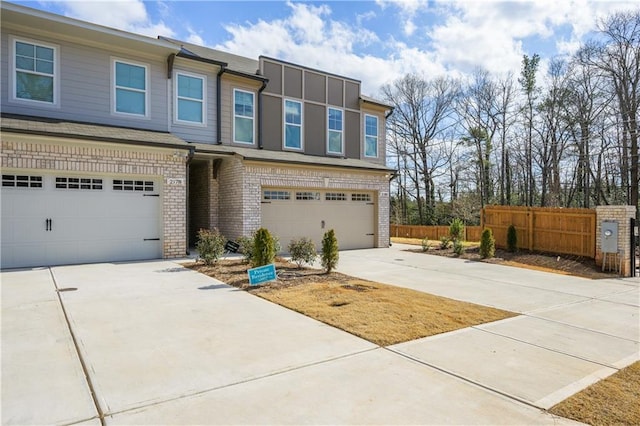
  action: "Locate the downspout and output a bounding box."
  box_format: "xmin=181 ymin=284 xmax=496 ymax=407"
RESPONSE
xmin=185 ymin=147 xmax=195 ymax=254
xmin=216 ymin=66 xmax=226 ymax=144
xmin=257 ymin=80 xmax=267 ymax=149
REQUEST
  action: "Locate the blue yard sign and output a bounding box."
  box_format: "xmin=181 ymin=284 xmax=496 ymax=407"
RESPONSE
xmin=247 ymin=263 xmax=277 ymax=286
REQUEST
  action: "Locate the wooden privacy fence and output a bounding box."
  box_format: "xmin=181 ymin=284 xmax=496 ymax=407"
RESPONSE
xmin=481 ymin=205 xmax=596 ymax=258
xmin=390 ymin=225 xmax=482 ymax=242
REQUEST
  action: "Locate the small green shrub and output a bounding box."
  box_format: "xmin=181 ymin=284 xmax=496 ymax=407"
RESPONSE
xmin=421 ymin=237 xmax=431 ymax=252
xmin=453 ymin=239 xmax=465 ymax=256
xmin=507 ymin=224 xmax=518 ymax=252
xmin=252 ymin=228 xmax=276 ymax=267
xmin=439 ymin=236 xmax=451 ymax=250
xmin=237 ymin=235 xmax=254 ymax=263
xmin=288 ymin=237 xmax=318 ymax=268
xmin=196 ymin=228 xmax=226 ymax=265
xmin=449 ymin=218 xmax=465 ymax=242
xmin=479 ymin=228 xmax=496 ymax=259
xmin=321 ymin=229 xmax=339 ymax=273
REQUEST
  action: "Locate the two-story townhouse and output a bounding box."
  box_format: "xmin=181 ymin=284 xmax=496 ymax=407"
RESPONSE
xmin=161 ymin=38 xmax=394 ymax=251
xmin=1 ymin=3 xmax=393 ymax=270
xmin=1 ymin=3 xmax=193 ymax=269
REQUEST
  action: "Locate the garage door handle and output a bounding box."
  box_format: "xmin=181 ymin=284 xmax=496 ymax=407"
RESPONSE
xmin=366 ymin=233 xmax=374 ymax=236
xmin=144 ymin=238 xmax=160 ymax=241
xmin=45 ymin=218 xmax=52 ymax=231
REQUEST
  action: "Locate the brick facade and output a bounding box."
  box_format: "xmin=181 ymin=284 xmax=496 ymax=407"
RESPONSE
xmin=1 ymin=134 xmax=188 ymax=258
xmin=595 ymin=205 xmax=636 ymax=277
xmin=216 ymin=157 xmax=390 ymax=247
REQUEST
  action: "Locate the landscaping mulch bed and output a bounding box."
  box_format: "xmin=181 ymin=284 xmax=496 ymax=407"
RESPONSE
xmin=393 ymin=238 xmax=620 ymax=279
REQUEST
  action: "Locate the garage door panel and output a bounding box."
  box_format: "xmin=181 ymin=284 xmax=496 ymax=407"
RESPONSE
xmin=261 ymin=189 xmax=375 ymax=252
xmin=1 ymin=174 xmax=162 ymax=269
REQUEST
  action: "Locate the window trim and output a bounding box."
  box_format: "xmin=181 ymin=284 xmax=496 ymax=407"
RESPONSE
xmin=10 ymin=36 xmax=60 ymax=107
xmin=111 ymin=57 xmax=149 ymax=118
xmin=174 ymin=70 xmax=206 ymax=126
xmin=233 ymin=88 xmax=255 ymax=145
xmin=327 ymin=107 xmax=344 ymax=155
xmin=283 ymin=99 xmax=303 ymax=151
xmin=364 ymin=114 xmax=379 ymax=158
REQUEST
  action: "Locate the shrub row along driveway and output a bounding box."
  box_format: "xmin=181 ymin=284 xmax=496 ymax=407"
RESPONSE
xmin=1 ymin=245 xmax=638 ymax=424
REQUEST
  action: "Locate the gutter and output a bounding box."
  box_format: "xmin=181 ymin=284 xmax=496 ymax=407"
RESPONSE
xmin=2 ymin=126 xmax=193 ymax=153
xmin=257 ymin=80 xmax=268 ymax=149
xmin=216 ymin=66 xmax=226 ymax=144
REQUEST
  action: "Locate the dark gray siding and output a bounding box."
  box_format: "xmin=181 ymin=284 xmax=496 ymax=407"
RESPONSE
xmin=305 ymin=71 xmax=325 ymax=104
xmin=1 ymin=28 xmax=169 ymax=131
xmin=345 ymin=110 xmax=360 ymax=159
xmin=345 ymin=81 xmax=360 ymax=110
xmin=263 ymin=61 xmax=282 ymax=95
xmin=328 ymin=77 xmax=343 ymax=107
xmin=262 ymin=94 xmax=282 ymax=151
xmin=284 ymin=67 xmax=302 ymax=99
xmin=304 ymin=103 xmax=325 ymax=156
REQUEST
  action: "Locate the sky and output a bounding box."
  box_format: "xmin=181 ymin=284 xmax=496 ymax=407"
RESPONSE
xmin=13 ymin=0 xmax=640 ymax=96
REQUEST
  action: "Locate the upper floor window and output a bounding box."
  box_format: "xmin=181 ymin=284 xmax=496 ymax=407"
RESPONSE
xmin=175 ymin=72 xmax=205 ymax=125
xmin=12 ymin=38 xmax=58 ymax=105
xmin=234 ymin=89 xmax=254 ymax=144
xmin=284 ymin=99 xmax=302 ymax=150
xmin=113 ymin=59 xmax=148 ymax=116
xmin=327 ymin=107 xmax=343 ymax=155
xmin=365 ymin=114 xmax=378 ymax=157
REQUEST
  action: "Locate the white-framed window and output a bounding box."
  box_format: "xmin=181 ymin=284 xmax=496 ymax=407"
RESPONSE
xmin=2 ymin=174 xmax=43 ymax=188
xmin=327 ymin=107 xmax=343 ymax=155
xmin=113 ymin=179 xmax=154 ymax=192
xmin=175 ymin=71 xmax=205 ymax=125
xmin=284 ymin=99 xmax=303 ymax=150
xmin=296 ymin=191 xmax=320 ymax=200
xmin=113 ymin=58 xmax=148 ymax=117
xmin=11 ymin=37 xmax=59 ymax=105
xmin=352 ymin=193 xmax=372 ymax=202
xmin=233 ymin=89 xmax=254 ymax=144
xmin=263 ymin=190 xmax=291 ymax=200
xmin=55 ymin=177 xmax=103 ymax=190
xmin=364 ymin=114 xmax=379 ymax=157
xmin=325 ymin=192 xmax=346 ymax=201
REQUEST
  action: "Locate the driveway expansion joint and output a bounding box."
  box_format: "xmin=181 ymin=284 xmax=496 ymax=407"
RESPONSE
xmin=49 ymin=267 xmax=105 ymax=426
xmin=101 ymin=346 xmax=379 ymax=418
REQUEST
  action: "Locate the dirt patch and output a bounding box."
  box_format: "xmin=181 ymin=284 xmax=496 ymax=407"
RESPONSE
xmin=186 ymin=259 xmax=515 ymax=346
xmin=549 ymin=361 xmax=640 ymax=426
xmin=392 ymin=237 xmax=620 ymax=279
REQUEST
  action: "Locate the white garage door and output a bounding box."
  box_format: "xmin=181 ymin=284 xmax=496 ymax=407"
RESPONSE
xmin=261 ymin=189 xmax=375 ymax=251
xmin=1 ymin=173 xmax=162 ymax=269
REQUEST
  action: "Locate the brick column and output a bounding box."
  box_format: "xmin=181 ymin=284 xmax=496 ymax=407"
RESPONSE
xmin=595 ymin=205 xmax=636 ymax=277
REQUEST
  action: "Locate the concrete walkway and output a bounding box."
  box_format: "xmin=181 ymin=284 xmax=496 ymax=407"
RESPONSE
xmin=1 ymin=246 xmax=638 ymax=424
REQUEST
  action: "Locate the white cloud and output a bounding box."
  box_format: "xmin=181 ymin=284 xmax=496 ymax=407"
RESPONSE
xmin=55 ymin=0 xmax=175 ymax=38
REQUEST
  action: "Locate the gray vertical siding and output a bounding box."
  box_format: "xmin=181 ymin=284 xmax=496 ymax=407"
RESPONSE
xmin=304 ymin=103 xmax=325 ymax=157
xmin=345 ymin=111 xmax=361 ymax=159
xmin=262 ymin=95 xmax=282 ymax=151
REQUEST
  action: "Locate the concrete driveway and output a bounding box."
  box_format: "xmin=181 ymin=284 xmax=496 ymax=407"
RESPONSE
xmin=1 ymin=245 xmax=638 ymax=425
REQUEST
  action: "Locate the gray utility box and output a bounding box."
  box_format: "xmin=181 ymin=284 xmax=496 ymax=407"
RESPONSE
xmin=601 ymin=220 xmax=618 ymax=253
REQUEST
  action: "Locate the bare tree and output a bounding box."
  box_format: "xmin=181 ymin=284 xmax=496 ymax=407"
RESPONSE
xmin=382 ymin=74 xmax=460 ymax=224
xmin=580 ymin=11 xmax=639 ymax=213
xmin=518 ymin=54 xmax=541 ymax=206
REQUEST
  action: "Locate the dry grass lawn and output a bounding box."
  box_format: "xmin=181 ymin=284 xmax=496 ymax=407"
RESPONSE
xmin=253 ymin=280 xmax=514 ymax=346
xmin=188 ymin=259 xmax=515 ymax=347
xmin=549 ymin=361 xmax=640 ymax=425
